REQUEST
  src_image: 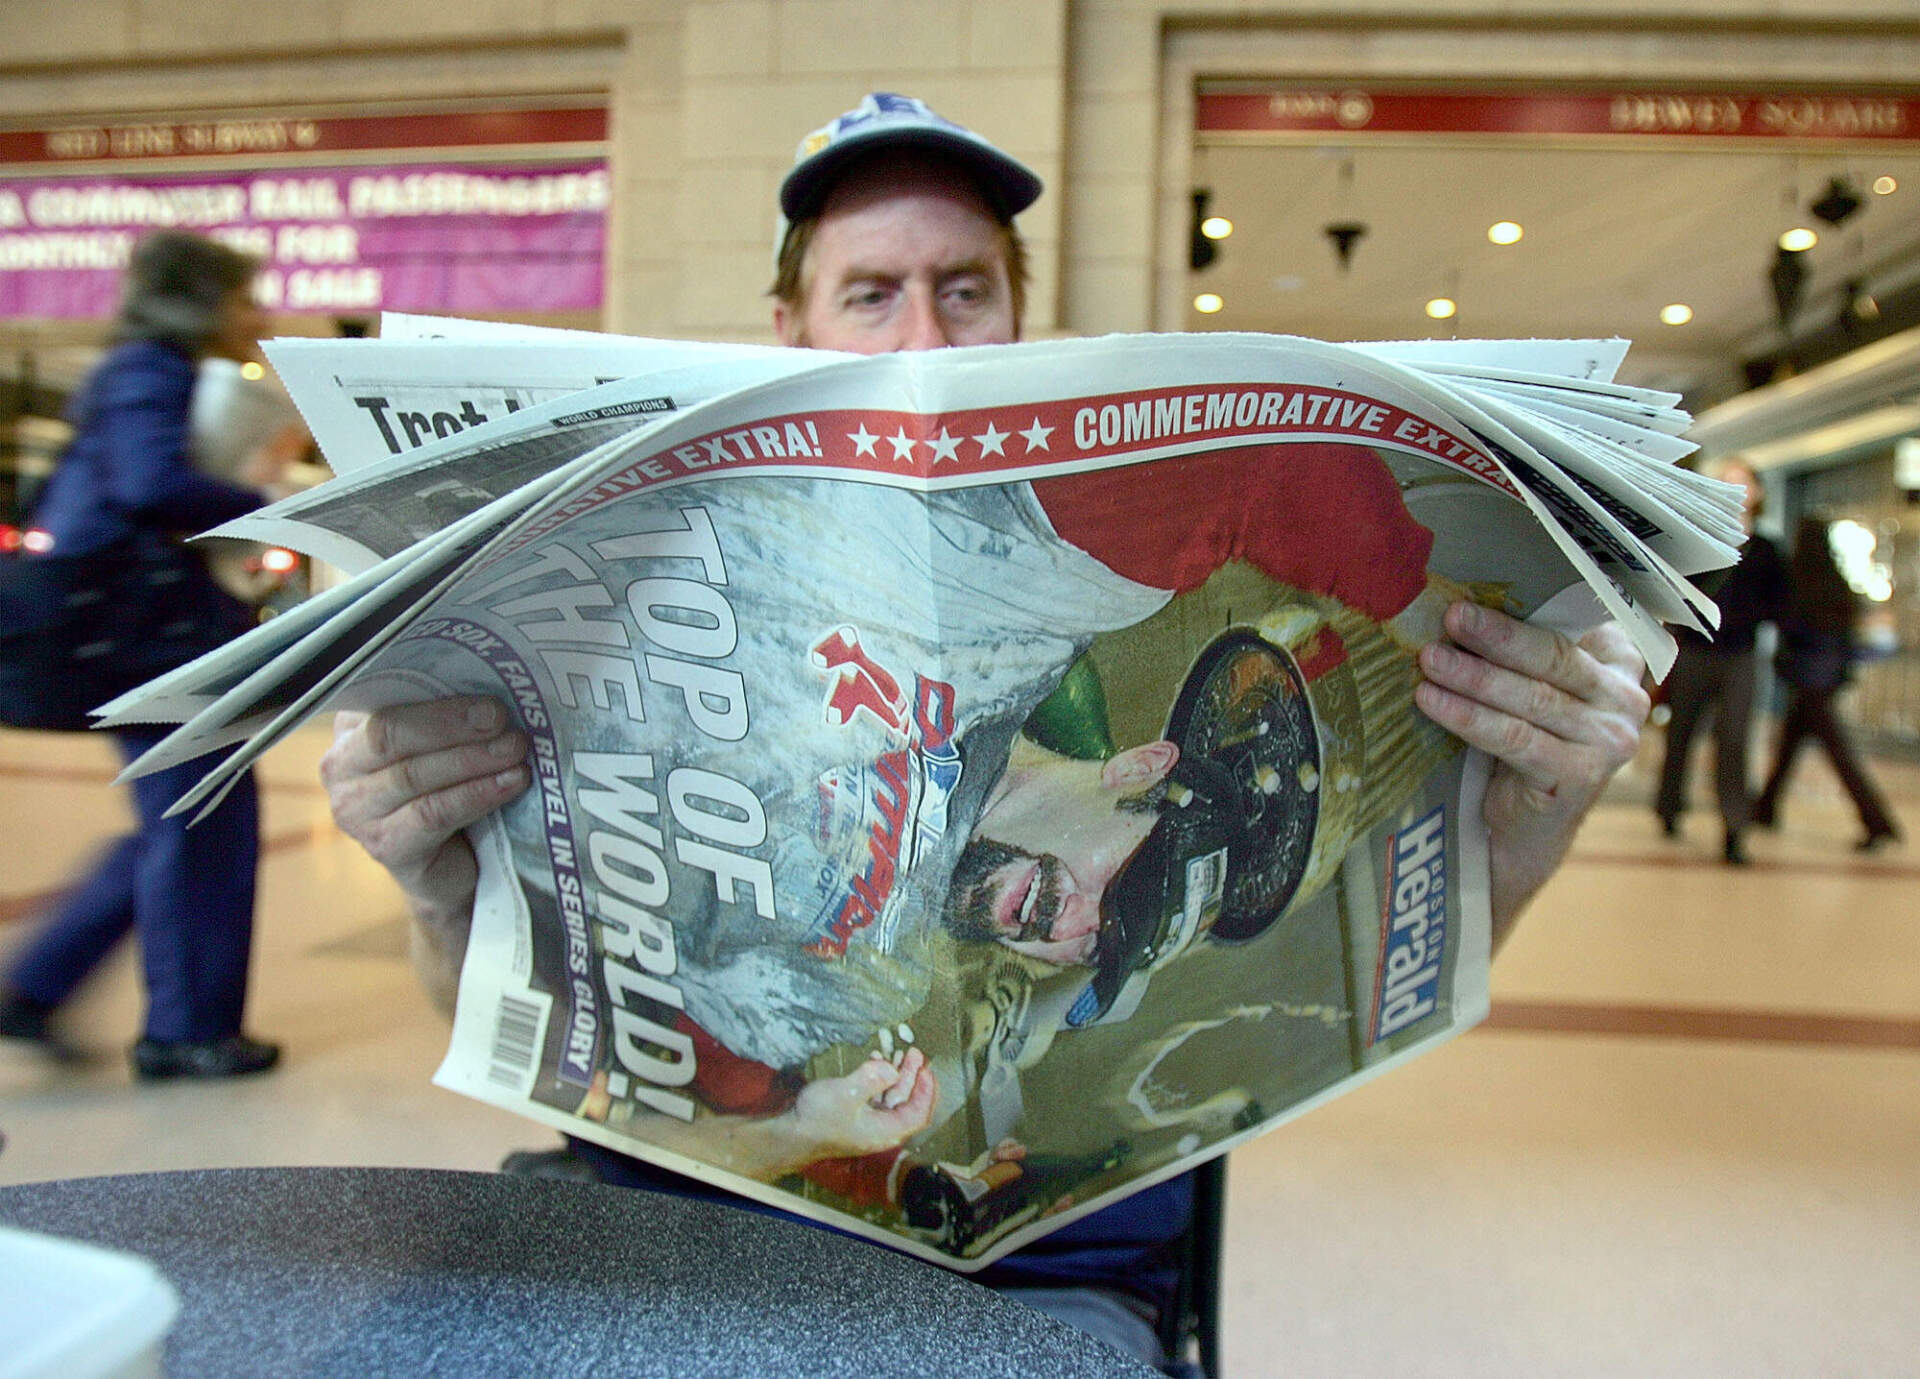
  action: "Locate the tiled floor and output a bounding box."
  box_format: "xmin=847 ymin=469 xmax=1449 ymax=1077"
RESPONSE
xmin=2 ymin=722 xmax=1915 ymax=1377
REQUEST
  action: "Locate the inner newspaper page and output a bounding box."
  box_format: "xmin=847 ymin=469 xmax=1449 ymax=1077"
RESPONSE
xmin=316 ymin=333 xmax=1613 ymax=1269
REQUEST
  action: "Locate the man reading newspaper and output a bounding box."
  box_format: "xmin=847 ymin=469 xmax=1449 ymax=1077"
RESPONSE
xmin=320 ymin=94 xmax=1652 ymax=1367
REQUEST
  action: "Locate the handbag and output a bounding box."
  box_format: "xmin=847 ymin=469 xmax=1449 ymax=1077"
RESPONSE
xmin=0 ymin=531 xmax=250 ymax=732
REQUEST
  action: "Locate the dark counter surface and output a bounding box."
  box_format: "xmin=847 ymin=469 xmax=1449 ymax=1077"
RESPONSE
xmin=0 ymin=1166 xmax=1154 ymax=1378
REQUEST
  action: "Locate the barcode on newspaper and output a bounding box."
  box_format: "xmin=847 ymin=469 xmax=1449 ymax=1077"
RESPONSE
xmin=488 ymin=992 xmax=546 ymax=1090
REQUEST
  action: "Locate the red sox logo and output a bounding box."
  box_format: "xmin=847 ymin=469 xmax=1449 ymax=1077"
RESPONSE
xmin=804 ymin=627 xmax=961 ymax=958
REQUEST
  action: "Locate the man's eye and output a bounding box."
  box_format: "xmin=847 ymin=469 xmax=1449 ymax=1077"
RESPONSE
xmin=846 ymin=286 xmax=891 ymax=309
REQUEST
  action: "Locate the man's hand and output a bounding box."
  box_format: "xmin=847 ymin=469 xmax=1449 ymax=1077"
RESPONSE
xmin=1414 ymin=602 xmax=1649 ymax=946
xmin=320 ymin=695 xmax=531 ymax=1005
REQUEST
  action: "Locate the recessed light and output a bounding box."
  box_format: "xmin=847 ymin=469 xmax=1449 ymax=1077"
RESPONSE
xmin=1487 ymin=221 xmax=1523 ymax=245
xmin=1873 ymin=175 xmax=1898 ymax=196
xmin=1425 ymin=297 xmax=1457 ymax=320
xmin=1194 ymin=293 xmax=1224 ymax=314
xmin=240 ymin=361 xmax=266 ymax=381
xmin=1200 ymin=216 xmax=1234 ymax=240
xmin=1659 ymin=303 xmax=1693 ymax=326
xmin=1778 ymin=226 xmax=1818 ymax=252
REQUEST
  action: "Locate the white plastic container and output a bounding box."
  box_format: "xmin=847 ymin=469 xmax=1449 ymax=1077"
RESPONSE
xmin=0 ymin=1226 xmax=180 ymax=1379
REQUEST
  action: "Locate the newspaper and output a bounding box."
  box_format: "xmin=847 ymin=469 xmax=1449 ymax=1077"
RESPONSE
xmin=106 ymin=326 xmax=1741 ymax=1268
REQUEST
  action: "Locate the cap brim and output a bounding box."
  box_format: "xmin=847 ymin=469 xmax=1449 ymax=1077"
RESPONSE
xmin=780 ymin=126 xmax=1042 ymax=223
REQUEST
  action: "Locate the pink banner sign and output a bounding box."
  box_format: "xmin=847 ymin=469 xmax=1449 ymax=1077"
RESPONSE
xmin=0 ymin=159 xmax=607 ymax=319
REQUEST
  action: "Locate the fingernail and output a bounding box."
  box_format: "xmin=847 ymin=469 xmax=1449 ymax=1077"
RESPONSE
xmin=489 ymin=733 xmax=524 ymax=758
xmin=1425 ymin=642 xmax=1458 ymax=673
xmin=494 ymin=766 xmax=529 ymax=789
xmin=1455 ymin=601 xmax=1487 ymax=633
xmin=468 ymin=700 xmax=503 ymax=732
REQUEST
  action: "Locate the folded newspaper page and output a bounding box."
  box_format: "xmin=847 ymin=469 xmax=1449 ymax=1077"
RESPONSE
xmin=112 ymin=328 xmax=1740 ymax=1268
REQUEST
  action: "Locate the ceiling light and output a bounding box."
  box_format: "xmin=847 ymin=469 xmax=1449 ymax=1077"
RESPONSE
xmin=240 ymin=361 xmax=266 ymax=381
xmin=1659 ymin=303 xmax=1693 ymax=326
xmin=1778 ymin=226 xmax=1818 ymax=252
xmin=1200 ymin=216 xmax=1233 ymax=240
xmin=1873 ymin=175 xmax=1898 ymax=196
xmin=1425 ymin=297 xmax=1457 ymax=320
xmin=1487 ymin=221 xmax=1523 ymax=245
xmin=1831 ymin=519 xmax=1893 ymax=601
xmin=1194 ymin=292 xmax=1224 ymax=314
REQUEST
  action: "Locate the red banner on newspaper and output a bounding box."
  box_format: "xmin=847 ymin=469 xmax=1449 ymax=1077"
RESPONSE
xmin=516 ymin=384 xmax=1517 ymax=548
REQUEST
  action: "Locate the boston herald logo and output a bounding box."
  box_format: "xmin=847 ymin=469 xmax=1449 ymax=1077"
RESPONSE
xmin=1371 ymin=805 xmax=1448 ymax=1042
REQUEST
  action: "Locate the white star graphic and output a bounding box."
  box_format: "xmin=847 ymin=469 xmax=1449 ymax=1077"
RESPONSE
xmin=886 ymin=427 xmax=919 ymax=463
xmin=972 ymin=421 xmax=1009 ymax=458
xmin=927 ymin=427 xmax=963 ymax=464
xmin=847 ymin=424 xmax=879 ymax=457
xmin=1018 ymin=417 xmax=1054 ymax=452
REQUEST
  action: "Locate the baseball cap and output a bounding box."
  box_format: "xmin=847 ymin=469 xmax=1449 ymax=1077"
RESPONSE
xmin=780 ymin=92 xmax=1043 ymax=223
xmin=1068 ymin=632 xmax=1323 ymax=1028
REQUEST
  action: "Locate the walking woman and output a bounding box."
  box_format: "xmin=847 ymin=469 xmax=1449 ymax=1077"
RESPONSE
xmin=0 ymin=232 xmax=281 ymax=1077
xmin=1753 ymin=516 xmax=1901 ymax=852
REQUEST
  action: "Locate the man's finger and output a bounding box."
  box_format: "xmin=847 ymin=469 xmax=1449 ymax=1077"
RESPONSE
xmin=1575 ymin=619 xmax=1649 ymax=682
xmin=1414 ymin=678 xmax=1565 ymax=791
xmin=331 ymin=726 xmax=528 ymax=817
xmin=334 ymin=696 xmax=514 ymax=776
xmin=383 ymin=762 xmax=532 ymax=851
xmin=1419 ymin=641 xmax=1595 ymax=743
xmin=1440 ymin=602 xmax=1616 ymax=701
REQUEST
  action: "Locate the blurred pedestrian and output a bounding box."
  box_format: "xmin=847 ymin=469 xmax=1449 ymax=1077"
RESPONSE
xmin=1653 ymin=458 xmax=1790 ymax=865
xmin=1752 ymin=516 xmax=1900 ymax=851
xmin=0 ymin=231 xmax=282 ymax=1078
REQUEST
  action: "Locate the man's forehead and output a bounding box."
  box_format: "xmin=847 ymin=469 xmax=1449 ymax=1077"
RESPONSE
xmin=799 ymin=173 xmax=1011 ymax=294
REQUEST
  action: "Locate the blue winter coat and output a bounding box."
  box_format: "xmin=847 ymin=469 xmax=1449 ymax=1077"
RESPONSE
xmin=32 ymin=339 xmax=262 ymax=556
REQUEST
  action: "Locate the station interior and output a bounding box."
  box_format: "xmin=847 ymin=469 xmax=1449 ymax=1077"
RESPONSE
xmin=1 ymin=7 xmax=1916 ymax=1376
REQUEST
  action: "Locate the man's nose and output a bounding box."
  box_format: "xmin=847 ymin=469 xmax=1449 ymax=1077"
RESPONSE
xmin=1049 ymin=888 xmax=1101 ymax=942
xmin=895 ymin=287 xmax=951 ymax=352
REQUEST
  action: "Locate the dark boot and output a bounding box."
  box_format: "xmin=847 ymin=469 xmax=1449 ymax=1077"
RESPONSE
xmin=131 ymin=1034 xmax=280 ymax=1080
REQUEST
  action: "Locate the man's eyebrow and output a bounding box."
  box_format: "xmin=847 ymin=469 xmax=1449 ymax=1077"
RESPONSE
xmin=833 ymin=263 xmax=903 ymax=284
xmin=832 ymin=258 xmax=996 ymax=285
xmin=935 ymin=258 xmax=996 ymax=281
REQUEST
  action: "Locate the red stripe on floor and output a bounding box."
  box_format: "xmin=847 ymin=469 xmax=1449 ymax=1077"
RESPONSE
xmin=1568 ymin=849 xmax=1920 ymax=880
xmin=1484 ymin=999 xmax=1920 ymax=1050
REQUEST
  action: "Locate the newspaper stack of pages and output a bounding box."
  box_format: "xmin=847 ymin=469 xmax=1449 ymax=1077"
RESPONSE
xmin=101 ymin=320 xmax=1742 ymax=1268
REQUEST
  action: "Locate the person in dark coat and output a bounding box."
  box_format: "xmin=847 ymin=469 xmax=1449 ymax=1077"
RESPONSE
xmin=1752 ymin=516 xmax=1900 ymax=851
xmin=0 ymin=231 xmax=282 ymax=1078
xmin=1653 ymin=459 xmax=1790 ymax=864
